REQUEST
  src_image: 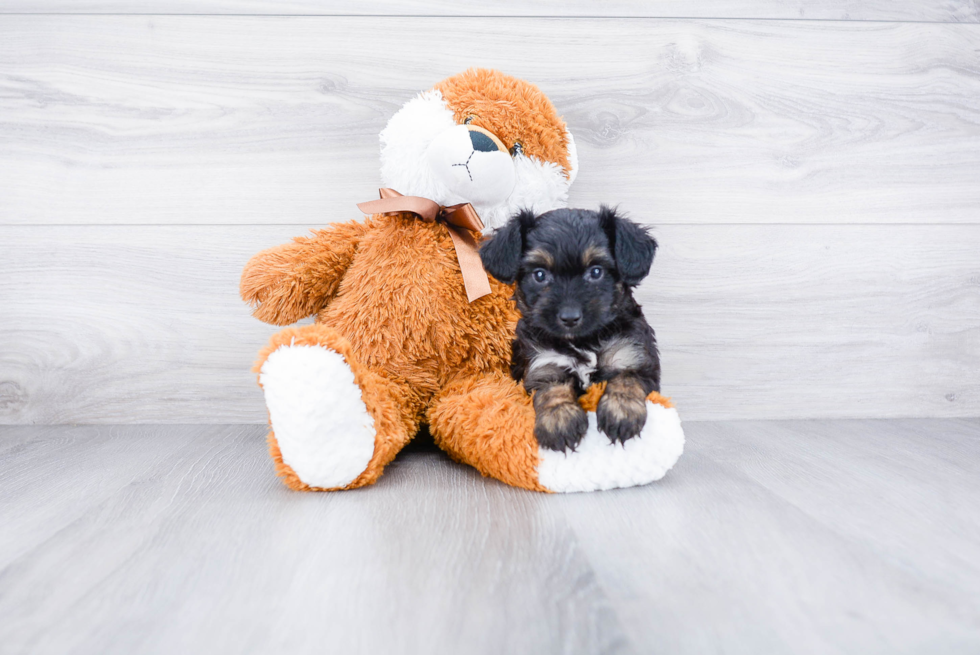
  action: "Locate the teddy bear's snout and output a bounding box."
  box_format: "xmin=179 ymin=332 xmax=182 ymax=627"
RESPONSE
xmin=425 ymin=124 xmax=516 ymax=206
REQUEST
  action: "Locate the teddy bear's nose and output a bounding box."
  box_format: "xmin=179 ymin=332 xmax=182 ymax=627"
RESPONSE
xmin=469 ymin=129 xmax=500 ymax=153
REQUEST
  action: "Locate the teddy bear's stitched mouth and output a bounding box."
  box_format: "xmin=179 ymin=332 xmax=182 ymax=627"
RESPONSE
xmin=451 ymin=151 xmax=475 ymax=182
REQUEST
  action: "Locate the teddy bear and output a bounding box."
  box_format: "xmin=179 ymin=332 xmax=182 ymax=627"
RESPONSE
xmin=241 ymin=68 xmax=684 ymax=493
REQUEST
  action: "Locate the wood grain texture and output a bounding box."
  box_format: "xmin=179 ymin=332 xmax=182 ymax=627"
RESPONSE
xmin=556 ymin=418 xmax=980 ymax=654
xmin=1 ymin=223 xmax=977 ymax=424
xmin=1 ymin=420 xmax=978 ymax=654
xmin=0 ymin=424 xmax=631 ymax=655
xmin=1 ymin=0 xmax=978 ymax=22
xmin=2 ymin=17 xmax=980 ymax=226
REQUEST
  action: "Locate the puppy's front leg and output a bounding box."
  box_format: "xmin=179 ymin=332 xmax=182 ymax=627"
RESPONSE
xmin=532 ymin=381 xmax=589 ymax=452
xmin=596 ymin=373 xmax=648 ymax=445
xmin=522 ymin=353 xmax=588 ymax=452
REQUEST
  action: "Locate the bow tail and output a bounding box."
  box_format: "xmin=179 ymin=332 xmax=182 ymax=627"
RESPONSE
xmin=445 ymin=225 xmax=492 ymax=302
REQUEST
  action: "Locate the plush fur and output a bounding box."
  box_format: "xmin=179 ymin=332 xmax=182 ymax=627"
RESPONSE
xmin=379 ymin=74 xmax=577 ymax=231
xmin=244 ymin=70 xmax=574 ymax=491
xmin=242 ymin=69 xmax=684 ymax=493
xmin=538 ymin=384 xmax=684 ymax=492
xmin=481 ymin=207 xmax=662 ymax=452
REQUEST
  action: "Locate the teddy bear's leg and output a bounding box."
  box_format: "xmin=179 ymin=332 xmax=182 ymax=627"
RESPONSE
xmin=428 ymin=372 xmax=686 ymax=493
xmin=255 ymin=324 xmax=420 ymax=491
xmin=427 ymin=371 xmax=548 ymax=492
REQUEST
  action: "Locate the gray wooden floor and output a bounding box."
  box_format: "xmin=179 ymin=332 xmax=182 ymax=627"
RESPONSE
xmin=1 ymin=420 xmax=977 ymax=654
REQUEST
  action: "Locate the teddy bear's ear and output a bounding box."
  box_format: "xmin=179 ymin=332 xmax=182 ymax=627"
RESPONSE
xmin=598 ymin=205 xmax=658 ymax=287
xmin=480 ymin=209 xmax=535 ymax=283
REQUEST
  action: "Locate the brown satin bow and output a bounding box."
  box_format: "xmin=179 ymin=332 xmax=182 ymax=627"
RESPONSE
xmin=357 ymin=188 xmax=492 ymax=303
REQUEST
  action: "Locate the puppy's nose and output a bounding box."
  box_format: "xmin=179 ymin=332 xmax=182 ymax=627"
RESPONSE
xmin=559 ymin=307 xmax=583 ymax=328
xmin=469 ymin=129 xmax=500 ymax=153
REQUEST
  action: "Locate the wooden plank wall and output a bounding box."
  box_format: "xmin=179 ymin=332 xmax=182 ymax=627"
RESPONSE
xmin=1 ymin=6 xmax=978 ymax=423
xmin=2 ymin=1 xmax=979 ymax=21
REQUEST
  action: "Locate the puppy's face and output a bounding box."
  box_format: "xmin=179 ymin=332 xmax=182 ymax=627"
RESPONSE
xmin=518 ymin=213 xmax=619 ymax=339
xmin=481 ymin=207 xmax=658 ymax=340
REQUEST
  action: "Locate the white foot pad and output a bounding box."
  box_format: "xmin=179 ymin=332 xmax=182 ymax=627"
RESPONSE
xmin=260 ymin=344 xmax=376 ymax=489
xmin=537 ymin=403 xmax=685 ymax=493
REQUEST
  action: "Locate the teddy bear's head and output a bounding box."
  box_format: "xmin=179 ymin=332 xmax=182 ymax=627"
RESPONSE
xmin=379 ymin=69 xmax=578 ymax=232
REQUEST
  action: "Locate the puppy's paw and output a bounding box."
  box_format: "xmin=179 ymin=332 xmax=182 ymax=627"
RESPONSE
xmin=534 ymin=402 xmax=588 ymax=452
xmin=597 ymin=384 xmax=647 ymax=445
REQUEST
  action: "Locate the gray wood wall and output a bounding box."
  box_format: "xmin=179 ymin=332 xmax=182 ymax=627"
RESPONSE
xmin=1 ymin=3 xmax=978 ymax=424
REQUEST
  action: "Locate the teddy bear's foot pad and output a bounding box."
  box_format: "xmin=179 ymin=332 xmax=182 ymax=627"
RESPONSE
xmin=260 ymin=344 xmax=376 ymax=489
xmin=537 ymin=401 xmax=684 ymax=493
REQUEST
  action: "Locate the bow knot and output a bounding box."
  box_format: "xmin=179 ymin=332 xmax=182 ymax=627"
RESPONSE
xmin=357 ymin=188 xmax=491 ymax=302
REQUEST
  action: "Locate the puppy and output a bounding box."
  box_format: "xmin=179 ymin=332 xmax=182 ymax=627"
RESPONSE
xmin=480 ymin=207 xmax=661 ymax=452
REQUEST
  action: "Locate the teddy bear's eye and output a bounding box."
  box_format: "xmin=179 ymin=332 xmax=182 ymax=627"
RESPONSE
xmin=463 ymin=116 xmax=475 ymax=125
xmin=509 ymin=141 xmax=524 ymax=156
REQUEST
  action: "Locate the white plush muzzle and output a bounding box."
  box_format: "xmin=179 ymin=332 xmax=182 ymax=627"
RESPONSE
xmin=425 ymin=124 xmax=516 ymax=206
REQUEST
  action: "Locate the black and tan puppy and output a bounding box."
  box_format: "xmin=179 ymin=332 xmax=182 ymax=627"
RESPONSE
xmin=480 ymin=207 xmax=661 ymax=452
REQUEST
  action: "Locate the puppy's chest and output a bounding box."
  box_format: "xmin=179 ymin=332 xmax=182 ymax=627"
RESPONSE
xmin=530 ymin=345 xmax=600 ymax=388
xmin=526 ymin=334 xmax=645 ymax=388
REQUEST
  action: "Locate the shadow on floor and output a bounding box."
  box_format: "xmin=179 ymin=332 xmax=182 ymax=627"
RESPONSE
xmin=400 ymin=423 xmax=441 ymax=454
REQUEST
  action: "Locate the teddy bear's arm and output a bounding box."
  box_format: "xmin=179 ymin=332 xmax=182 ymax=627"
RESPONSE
xmin=240 ymin=220 xmax=367 ymax=326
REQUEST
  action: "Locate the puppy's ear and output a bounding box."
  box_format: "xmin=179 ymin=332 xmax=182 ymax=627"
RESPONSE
xmin=598 ymin=205 xmax=658 ymax=286
xmin=480 ymin=209 xmax=534 ymax=283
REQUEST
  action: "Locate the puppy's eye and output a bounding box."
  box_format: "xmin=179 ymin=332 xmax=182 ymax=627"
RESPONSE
xmin=509 ymin=141 xmax=524 ymax=156
xmin=587 ymin=266 xmax=604 ymax=281
xmin=532 ymin=269 xmax=550 ymax=284
xmin=463 ymin=116 xmax=475 ymax=125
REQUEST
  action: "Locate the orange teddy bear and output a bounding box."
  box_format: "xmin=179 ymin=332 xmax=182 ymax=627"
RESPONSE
xmin=241 ymin=69 xmax=684 ymax=493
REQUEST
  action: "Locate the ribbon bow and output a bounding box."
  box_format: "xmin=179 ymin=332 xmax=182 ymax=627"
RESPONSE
xmin=357 ymin=188 xmax=492 ymax=302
